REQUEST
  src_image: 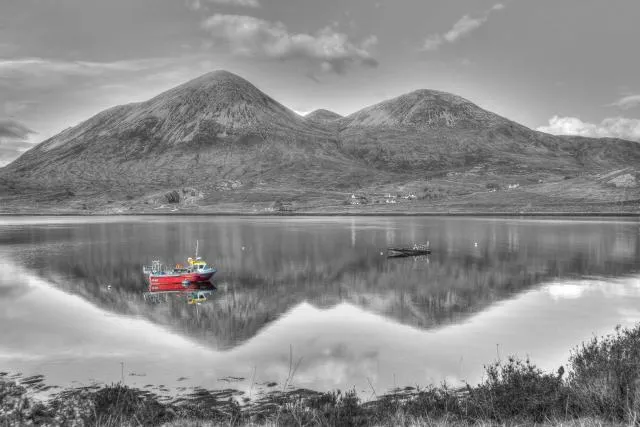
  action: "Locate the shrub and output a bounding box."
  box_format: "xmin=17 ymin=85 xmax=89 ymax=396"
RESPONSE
xmin=469 ymin=357 xmax=567 ymax=422
xmin=165 ymin=190 xmax=181 ymax=204
xmin=391 ymin=385 xmax=464 ymax=421
xmin=308 ymin=389 xmax=368 ymax=426
xmin=48 ymin=383 xmax=175 ymax=426
xmin=568 ymin=324 xmax=640 ymax=422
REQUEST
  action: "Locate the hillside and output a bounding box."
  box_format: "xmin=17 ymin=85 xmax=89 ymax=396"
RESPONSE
xmin=1 ymin=70 xmax=639 ymax=214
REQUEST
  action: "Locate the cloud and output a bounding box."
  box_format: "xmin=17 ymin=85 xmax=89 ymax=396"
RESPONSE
xmin=185 ymin=0 xmax=259 ymax=11
xmin=0 ymin=118 xmax=34 ymax=141
xmin=0 ymin=57 xmax=166 ymax=77
xmin=0 ymin=119 xmax=35 ymax=167
xmin=423 ymin=35 xmax=445 ymax=51
xmin=423 ymin=3 xmax=505 ymax=51
xmin=201 ymin=14 xmax=378 ymax=74
xmin=209 ymin=0 xmax=259 ymax=6
xmin=0 ymin=57 xmax=185 ymax=97
xmin=537 ymin=116 xmax=640 ymax=142
xmin=0 ymin=140 xmax=35 ymax=167
xmin=609 ymin=94 xmax=640 ymax=110
xmin=0 ymin=54 xmax=218 ymax=153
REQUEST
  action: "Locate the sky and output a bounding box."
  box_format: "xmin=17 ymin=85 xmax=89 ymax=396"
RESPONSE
xmin=1 ymin=0 xmax=640 ymax=165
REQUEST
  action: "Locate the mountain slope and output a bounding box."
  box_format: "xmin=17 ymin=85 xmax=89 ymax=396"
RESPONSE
xmin=1 ymin=71 xmax=383 ymax=199
xmin=337 ymin=90 xmax=640 ymax=176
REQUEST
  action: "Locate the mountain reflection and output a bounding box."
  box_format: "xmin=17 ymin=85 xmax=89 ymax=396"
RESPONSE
xmin=1 ymin=217 xmax=638 ymax=349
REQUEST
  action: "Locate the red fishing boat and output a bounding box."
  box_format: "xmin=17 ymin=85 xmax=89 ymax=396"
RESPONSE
xmin=142 ymin=242 xmax=217 ymax=292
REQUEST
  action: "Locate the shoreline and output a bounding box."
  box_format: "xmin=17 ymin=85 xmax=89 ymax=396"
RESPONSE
xmin=3 ymin=322 xmax=639 ymax=426
xmin=1 ymin=211 xmax=639 ymax=217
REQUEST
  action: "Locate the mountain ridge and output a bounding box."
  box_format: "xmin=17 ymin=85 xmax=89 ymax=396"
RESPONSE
xmin=1 ymin=70 xmax=639 ymax=214
xmin=340 ymin=89 xmax=509 ymax=129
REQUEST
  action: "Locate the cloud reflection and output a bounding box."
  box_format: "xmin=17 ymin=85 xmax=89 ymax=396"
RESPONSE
xmin=1 ymin=217 xmax=640 ymax=396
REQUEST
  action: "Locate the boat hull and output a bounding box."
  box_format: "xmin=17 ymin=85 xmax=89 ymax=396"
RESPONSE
xmin=387 ymin=248 xmax=431 ymax=257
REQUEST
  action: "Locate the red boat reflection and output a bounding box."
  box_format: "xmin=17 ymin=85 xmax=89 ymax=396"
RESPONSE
xmin=142 ymin=288 xmax=215 ymax=304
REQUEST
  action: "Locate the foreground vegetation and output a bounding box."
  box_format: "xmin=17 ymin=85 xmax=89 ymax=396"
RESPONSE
xmin=2 ymin=324 xmax=640 ymax=426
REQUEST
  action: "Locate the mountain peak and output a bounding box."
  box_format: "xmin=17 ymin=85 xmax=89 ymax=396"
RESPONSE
xmin=305 ymin=109 xmax=343 ymax=122
xmin=152 ymin=69 xmax=260 ymax=102
xmin=111 ymin=70 xmax=308 ymax=140
xmin=343 ymin=88 xmax=507 ymax=129
xmin=403 ymin=89 xmax=474 ymax=105
xmin=181 ymin=69 xmax=251 ymax=88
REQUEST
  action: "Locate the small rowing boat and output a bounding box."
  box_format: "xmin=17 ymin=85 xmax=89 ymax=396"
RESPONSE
xmin=387 ymin=243 xmax=431 ymax=257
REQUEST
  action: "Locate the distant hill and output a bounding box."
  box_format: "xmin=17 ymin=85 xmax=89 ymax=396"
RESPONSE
xmin=1 ymin=70 xmax=639 ymax=213
xmin=340 ymin=89 xmax=506 ymax=129
xmin=305 ymin=109 xmax=343 ymax=123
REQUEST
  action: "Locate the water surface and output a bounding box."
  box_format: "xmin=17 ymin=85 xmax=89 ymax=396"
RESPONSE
xmin=1 ymin=216 xmax=639 ymax=397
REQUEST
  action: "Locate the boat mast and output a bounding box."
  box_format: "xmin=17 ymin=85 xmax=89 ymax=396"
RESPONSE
xmin=195 ymin=240 xmax=199 ymax=259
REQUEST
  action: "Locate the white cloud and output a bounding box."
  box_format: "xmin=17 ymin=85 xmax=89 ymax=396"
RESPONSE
xmin=0 ymin=57 xmax=171 ymax=79
xmin=211 ymin=0 xmax=259 ymax=7
xmin=444 ymin=15 xmax=486 ymax=43
xmin=0 ymin=118 xmax=34 ymax=141
xmin=0 ymin=119 xmax=35 ymax=167
xmin=537 ymin=115 xmax=640 ymax=142
xmin=0 ymin=140 xmax=35 ymax=167
xmin=185 ymin=0 xmax=259 ymax=11
xmin=609 ymin=94 xmax=640 ymax=110
xmin=423 ymin=3 xmax=505 ymax=51
xmin=201 ymin=14 xmax=378 ymax=74
xmin=423 ymin=35 xmax=444 ymax=51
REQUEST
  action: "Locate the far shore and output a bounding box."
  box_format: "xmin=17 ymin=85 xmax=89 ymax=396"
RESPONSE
xmin=1 ymin=211 xmax=639 ymax=217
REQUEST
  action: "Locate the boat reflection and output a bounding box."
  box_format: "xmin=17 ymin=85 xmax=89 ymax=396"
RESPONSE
xmin=2 ymin=216 xmax=639 ymax=351
xmin=143 ymin=285 xmax=216 ymax=304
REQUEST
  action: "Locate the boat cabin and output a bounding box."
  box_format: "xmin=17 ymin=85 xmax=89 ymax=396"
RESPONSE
xmin=188 ymin=256 xmax=209 ymax=271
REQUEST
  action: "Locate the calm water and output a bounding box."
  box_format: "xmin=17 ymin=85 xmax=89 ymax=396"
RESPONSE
xmin=1 ymin=216 xmax=639 ymax=397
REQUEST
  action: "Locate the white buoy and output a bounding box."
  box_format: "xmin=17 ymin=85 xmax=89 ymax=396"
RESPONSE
xmin=474 ymin=242 xmax=478 ymax=247
xmin=241 ymin=246 xmax=245 ymax=251
xmin=380 ymin=251 xmax=384 ymax=255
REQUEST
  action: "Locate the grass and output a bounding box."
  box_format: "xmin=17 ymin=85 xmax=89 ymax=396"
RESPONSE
xmin=3 ymin=324 xmax=640 ymax=426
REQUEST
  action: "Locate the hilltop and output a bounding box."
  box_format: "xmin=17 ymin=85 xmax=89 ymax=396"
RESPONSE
xmin=305 ymin=109 xmax=343 ymax=123
xmin=1 ymin=70 xmax=639 ymax=214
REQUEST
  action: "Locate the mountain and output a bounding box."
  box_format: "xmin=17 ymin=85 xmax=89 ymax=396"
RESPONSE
xmin=0 ymin=70 xmax=381 ymax=208
xmin=1 ymin=70 xmax=639 ymax=213
xmin=305 ymin=109 xmax=343 ymax=123
xmin=338 ymin=90 xmax=583 ymax=174
xmin=340 ymin=89 xmax=507 ymax=129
